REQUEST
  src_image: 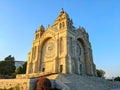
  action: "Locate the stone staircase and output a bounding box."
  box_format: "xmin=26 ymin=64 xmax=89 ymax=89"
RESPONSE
xmin=55 ymin=74 xmax=112 ymax=90
xmin=46 ymin=74 xmax=120 ymax=90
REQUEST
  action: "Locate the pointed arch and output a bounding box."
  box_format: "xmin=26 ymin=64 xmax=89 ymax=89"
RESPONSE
xmin=38 ymin=32 xmax=57 ymax=73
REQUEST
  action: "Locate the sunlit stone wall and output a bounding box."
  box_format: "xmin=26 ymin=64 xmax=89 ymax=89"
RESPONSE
xmin=0 ymin=79 xmax=37 ymax=90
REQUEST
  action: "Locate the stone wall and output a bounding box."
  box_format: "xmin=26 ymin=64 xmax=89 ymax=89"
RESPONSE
xmin=0 ymin=78 xmax=37 ymax=90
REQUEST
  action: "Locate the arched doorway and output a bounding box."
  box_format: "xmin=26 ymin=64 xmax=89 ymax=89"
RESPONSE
xmin=75 ymin=39 xmax=86 ymax=75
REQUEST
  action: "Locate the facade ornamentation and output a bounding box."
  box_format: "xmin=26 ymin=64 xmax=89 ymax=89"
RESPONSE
xmin=26 ymin=9 xmax=97 ymax=76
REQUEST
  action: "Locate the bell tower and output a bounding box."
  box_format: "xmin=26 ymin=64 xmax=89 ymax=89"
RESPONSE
xmin=52 ymin=8 xmax=73 ymax=30
xmin=35 ymin=25 xmax=45 ymax=39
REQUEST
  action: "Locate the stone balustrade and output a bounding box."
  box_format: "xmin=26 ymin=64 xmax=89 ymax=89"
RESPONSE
xmin=16 ymin=72 xmax=56 ymax=79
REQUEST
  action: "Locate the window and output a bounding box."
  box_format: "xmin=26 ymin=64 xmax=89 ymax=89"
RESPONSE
xmin=80 ymin=64 xmax=82 ymax=74
xmin=59 ymin=23 xmax=62 ymax=29
xmin=76 ymin=43 xmax=81 ymax=56
xmin=36 ymin=34 xmax=39 ymax=39
xmin=59 ymin=22 xmax=65 ymax=29
xmin=42 ymin=68 xmax=45 ymax=72
xmin=62 ymin=22 xmax=65 ymax=28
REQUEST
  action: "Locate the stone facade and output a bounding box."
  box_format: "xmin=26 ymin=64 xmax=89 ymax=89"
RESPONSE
xmin=26 ymin=9 xmax=96 ymax=76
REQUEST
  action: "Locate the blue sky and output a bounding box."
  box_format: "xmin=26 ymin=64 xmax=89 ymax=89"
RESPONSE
xmin=0 ymin=0 xmax=120 ymax=78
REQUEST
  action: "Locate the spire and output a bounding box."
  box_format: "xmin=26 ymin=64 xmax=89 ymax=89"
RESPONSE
xmin=38 ymin=25 xmax=45 ymax=32
xmin=58 ymin=8 xmax=66 ymax=17
xmin=60 ymin=8 xmax=64 ymax=13
xmin=35 ymin=25 xmax=45 ymax=39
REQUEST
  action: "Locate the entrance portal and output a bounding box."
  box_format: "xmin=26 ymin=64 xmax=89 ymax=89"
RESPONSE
xmin=60 ymin=65 xmax=63 ymax=73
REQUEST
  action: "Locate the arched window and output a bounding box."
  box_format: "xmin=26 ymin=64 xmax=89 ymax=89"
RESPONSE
xmin=80 ymin=64 xmax=82 ymax=74
xmin=76 ymin=43 xmax=81 ymax=56
xmin=62 ymin=22 xmax=65 ymax=28
xmin=59 ymin=23 xmax=62 ymax=29
xmin=36 ymin=34 xmax=39 ymax=39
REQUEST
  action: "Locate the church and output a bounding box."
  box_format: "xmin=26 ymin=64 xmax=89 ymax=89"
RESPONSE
xmin=1 ymin=9 xmax=120 ymax=90
xmin=26 ymin=9 xmax=96 ymax=76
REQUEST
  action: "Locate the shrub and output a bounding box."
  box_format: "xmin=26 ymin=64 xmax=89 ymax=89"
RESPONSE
xmin=36 ymin=77 xmax=51 ymax=90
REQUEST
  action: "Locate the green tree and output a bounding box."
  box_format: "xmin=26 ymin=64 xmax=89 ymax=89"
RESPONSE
xmin=15 ymin=62 xmax=27 ymax=74
xmin=96 ymin=69 xmax=105 ymax=78
xmin=0 ymin=61 xmax=7 ymax=75
xmin=114 ymin=76 xmax=120 ymax=81
xmin=0 ymin=55 xmax=16 ymax=75
xmin=4 ymin=55 xmax=16 ymax=75
xmin=15 ymin=66 xmax=23 ymax=74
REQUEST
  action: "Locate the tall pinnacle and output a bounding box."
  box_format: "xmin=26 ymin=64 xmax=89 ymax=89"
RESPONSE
xmin=60 ymin=8 xmax=64 ymax=13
